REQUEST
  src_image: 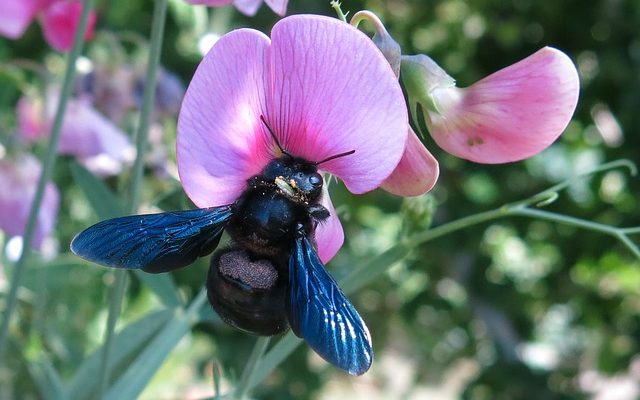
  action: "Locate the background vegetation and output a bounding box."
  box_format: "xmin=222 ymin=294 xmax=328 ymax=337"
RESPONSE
xmin=1 ymin=0 xmax=639 ymax=398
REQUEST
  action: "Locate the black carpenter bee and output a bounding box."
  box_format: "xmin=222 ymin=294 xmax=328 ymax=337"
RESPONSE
xmin=71 ymin=117 xmax=373 ymax=375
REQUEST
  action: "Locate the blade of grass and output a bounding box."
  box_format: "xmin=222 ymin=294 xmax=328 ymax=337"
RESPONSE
xmin=0 ymin=0 xmax=96 ymax=365
xmin=235 ymin=337 xmax=270 ymax=400
xmin=65 ymin=309 xmax=172 ymax=400
xmin=104 ymin=290 xmax=207 ymax=400
xmin=70 ymin=162 xmax=124 ymax=219
xmin=27 ymin=353 xmax=66 ymax=400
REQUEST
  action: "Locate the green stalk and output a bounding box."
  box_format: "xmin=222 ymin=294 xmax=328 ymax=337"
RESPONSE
xmin=0 ymin=0 xmax=96 ymax=366
xmin=235 ymin=337 xmax=271 ymax=400
xmin=96 ymin=0 xmax=168 ymax=397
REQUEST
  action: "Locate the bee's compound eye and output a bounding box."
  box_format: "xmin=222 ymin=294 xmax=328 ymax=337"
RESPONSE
xmin=309 ymin=173 xmax=322 ymax=188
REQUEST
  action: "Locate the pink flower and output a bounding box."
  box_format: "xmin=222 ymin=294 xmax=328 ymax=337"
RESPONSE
xmin=0 ymin=154 xmax=59 ymax=248
xmin=0 ymin=0 xmax=96 ymax=52
xmin=185 ymin=0 xmax=287 ymax=17
xmin=381 ymin=128 xmax=439 ymax=196
xmin=177 ymin=15 xmax=408 ymax=262
xmin=403 ymin=47 xmax=580 ymax=164
xmin=17 ymin=92 xmax=134 ymax=177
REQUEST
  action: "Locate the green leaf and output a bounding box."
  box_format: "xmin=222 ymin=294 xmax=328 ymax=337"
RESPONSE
xmin=70 ymin=162 xmax=124 ymax=219
xmin=133 ymin=270 xmax=182 ymax=308
xmin=65 ymin=309 xmax=172 ymax=400
xmin=28 ymin=354 xmax=66 ymax=400
xmin=103 ymin=291 xmax=207 ymax=400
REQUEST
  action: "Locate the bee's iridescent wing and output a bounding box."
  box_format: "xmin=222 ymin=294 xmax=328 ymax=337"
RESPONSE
xmin=71 ymin=206 xmax=233 ymax=273
xmin=286 ymin=234 xmax=373 ymax=375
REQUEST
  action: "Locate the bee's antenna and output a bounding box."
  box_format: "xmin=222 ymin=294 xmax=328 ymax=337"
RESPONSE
xmin=260 ymin=115 xmax=291 ymax=157
xmin=315 ymin=149 xmax=356 ymax=165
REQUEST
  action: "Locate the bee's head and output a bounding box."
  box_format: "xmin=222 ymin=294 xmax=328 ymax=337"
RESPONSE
xmin=258 ymin=115 xmax=354 ymax=202
xmin=263 ymin=156 xmax=323 ymax=201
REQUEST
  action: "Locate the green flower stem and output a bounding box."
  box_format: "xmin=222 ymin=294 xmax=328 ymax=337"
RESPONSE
xmin=235 ymin=336 xmax=271 ymax=400
xmin=96 ymin=0 xmax=168 ymax=397
xmin=0 ymin=0 xmax=96 ymax=366
xmin=330 ymin=1 xmax=348 ymax=22
xmin=510 ymin=207 xmax=640 ymax=260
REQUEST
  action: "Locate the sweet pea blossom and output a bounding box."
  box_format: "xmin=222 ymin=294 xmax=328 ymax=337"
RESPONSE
xmin=185 ymin=0 xmax=287 ymax=17
xmin=349 ymin=11 xmax=439 ymax=197
xmin=178 ymin=15 xmax=408 ymax=262
xmin=402 ymin=47 xmax=580 ymax=163
xmin=0 ymin=0 xmax=96 ymax=52
xmin=0 ymin=154 xmax=59 ymax=248
xmin=17 ymin=92 xmax=134 ymax=177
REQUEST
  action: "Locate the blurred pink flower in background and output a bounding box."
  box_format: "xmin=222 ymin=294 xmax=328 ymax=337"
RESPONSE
xmin=17 ymin=92 xmax=134 ymax=176
xmin=0 ymin=154 xmax=59 ymax=248
xmin=402 ymin=47 xmax=580 ymax=164
xmin=178 ymin=15 xmax=407 ymax=262
xmin=185 ymin=0 xmax=288 ymax=17
xmin=0 ymin=0 xmax=96 ymax=51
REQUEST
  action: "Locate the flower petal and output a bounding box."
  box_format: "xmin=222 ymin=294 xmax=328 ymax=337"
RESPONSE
xmin=0 ymin=154 xmax=59 ymax=248
xmin=177 ymin=29 xmax=271 ymax=207
xmin=267 ymin=15 xmax=408 ymax=194
xmin=184 ymin=0 xmax=234 ymax=5
xmin=264 ymin=0 xmax=287 ymax=16
xmin=314 ymin=187 xmax=344 ymax=263
xmin=16 ymin=95 xmax=48 ymax=143
xmin=427 ymin=47 xmax=580 ymax=163
xmin=233 ymin=0 xmax=262 ymax=16
xmin=381 ymin=128 xmax=439 ymax=196
xmin=0 ymin=0 xmax=40 ymax=39
xmin=41 ymin=0 xmax=97 ymax=52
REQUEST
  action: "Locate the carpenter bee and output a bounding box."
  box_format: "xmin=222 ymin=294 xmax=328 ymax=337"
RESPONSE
xmin=71 ymin=117 xmax=373 ymax=375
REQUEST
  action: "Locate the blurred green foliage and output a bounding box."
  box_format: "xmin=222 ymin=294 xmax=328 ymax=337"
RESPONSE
xmin=1 ymin=0 xmax=639 ymax=399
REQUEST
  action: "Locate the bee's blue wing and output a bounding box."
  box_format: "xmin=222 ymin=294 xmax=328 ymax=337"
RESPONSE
xmin=70 ymin=206 xmax=233 ymax=273
xmin=286 ymin=234 xmax=373 ymax=375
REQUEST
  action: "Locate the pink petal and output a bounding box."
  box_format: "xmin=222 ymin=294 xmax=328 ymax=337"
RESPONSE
xmin=314 ymin=186 xmax=344 ymax=263
xmin=233 ymin=0 xmax=262 ymax=16
xmin=16 ymin=95 xmax=48 ymax=144
xmin=427 ymin=47 xmax=580 ymax=163
xmin=177 ymin=29 xmax=272 ymax=208
xmin=267 ymin=15 xmax=408 ymax=194
xmin=264 ymin=0 xmax=287 ymax=16
xmin=0 ymin=154 xmax=59 ymax=248
xmin=183 ymin=0 xmax=234 ymax=5
xmin=381 ymin=128 xmax=439 ymax=196
xmin=0 ymin=0 xmax=41 ymax=39
xmin=40 ymin=0 xmax=97 ymax=52
xmin=57 ymin=99 xmax=132 ymax=166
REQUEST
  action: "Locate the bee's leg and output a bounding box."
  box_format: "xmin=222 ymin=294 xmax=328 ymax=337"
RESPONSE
xmin=307 ymin=204 xmax=329 ymax=221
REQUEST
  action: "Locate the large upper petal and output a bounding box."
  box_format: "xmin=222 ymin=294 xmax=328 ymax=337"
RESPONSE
xmin=0 ymin=0 xmax=41 ymax=39
xmin=266 ymin=15 xmax=408 ymax=194
xmin=427 ymin=47 xmax=580 ymax=163
xmin=177 ymin=29 xmax=271 ymax=207
xmin=381 ymin=128 xmax=439 ymax=196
